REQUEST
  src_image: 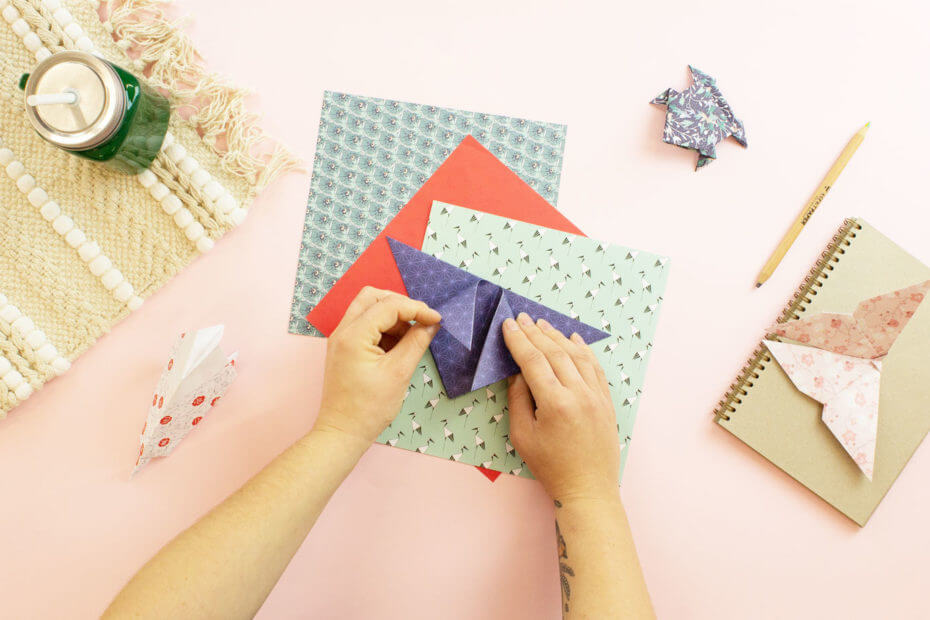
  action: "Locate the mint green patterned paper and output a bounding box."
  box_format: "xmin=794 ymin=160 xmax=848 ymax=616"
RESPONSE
xmin=377 ymin=203 xmax=670 ymax=480
xmin=288 ymin=92 xmax=568 ymax=336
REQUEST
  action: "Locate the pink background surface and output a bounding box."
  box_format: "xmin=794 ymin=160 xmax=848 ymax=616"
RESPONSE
xmin=2 ymin=0 xmax=930 ymax=618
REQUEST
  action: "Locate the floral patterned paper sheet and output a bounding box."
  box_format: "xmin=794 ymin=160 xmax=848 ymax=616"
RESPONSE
xmin=377 ymin=203 xmax=670 ymax=480
xmin=289 ymin=92 xmax=568 ymax=336
xmin=387 ymin=238 xmax=609 ymax=398
xmin=651 ymin=65 xmax=747 ymax=169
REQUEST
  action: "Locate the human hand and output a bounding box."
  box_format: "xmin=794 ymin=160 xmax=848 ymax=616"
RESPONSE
xmin=502 ymin=313 xmax=620 ymax=502
xmin=314 ymin=287 xmax=441 ymax=448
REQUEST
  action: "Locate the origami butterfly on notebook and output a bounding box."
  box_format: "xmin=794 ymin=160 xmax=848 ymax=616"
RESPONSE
xmin=764 ymin=280 xmax=930 ymax=480
xmin=388 ymin=238 xmax=609 ymax=398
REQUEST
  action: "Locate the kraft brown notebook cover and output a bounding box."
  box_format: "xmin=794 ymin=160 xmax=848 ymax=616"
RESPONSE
xmin=715 ymin=218 xmax=930 ymax=526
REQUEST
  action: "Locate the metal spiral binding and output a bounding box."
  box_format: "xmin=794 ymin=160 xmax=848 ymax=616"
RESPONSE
xmin=713 ymin=218 xmax=863 ymax=421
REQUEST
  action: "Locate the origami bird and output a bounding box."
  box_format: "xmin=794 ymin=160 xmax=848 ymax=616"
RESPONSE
xmin=764 ymin=280 xmax=930 ymax=479
xmin=134 ymin=326 xmax=237 ymax=474
xmin=651 ymin=65 xmax=747 ymax=169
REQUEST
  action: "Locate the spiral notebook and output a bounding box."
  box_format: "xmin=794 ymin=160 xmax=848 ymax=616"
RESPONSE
xmin=715 ymin=219 xmax=930 ymax=526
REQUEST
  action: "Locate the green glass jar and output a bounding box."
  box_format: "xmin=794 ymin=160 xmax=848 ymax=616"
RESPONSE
xmin=21 ymin=51 xmax=170 ymax=175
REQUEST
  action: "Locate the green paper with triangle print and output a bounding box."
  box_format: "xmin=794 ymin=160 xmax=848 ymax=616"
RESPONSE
xmin=376 ymin=203 xmax=670 ymax=481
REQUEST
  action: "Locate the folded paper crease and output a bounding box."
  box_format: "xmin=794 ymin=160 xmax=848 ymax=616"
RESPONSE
xmin=388 ymin=237 xmax=610 ymax=398
xmin=134 ymin=326 xmax=237 ymax=474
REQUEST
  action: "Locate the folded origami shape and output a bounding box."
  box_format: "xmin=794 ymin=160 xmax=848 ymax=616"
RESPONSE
xmin=389 ymin=238 xmax=610 ymax=398
xmin=765 ymin=279 xmax=930 ymax=479
xmin=134 ymin=326 xmax=237 ymax=474
xmin=651 ymin=65 xmax=747 ymax=169
xmin=306 ymin=136 xmax=581 ymax=337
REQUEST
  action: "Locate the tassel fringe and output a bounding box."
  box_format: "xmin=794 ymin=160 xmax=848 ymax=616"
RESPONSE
xmin=100 ymin=0 xmax=302 ymax=194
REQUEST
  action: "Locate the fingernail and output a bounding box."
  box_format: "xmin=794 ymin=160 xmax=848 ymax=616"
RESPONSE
xmin=517 ymin=312 xmax=532 ymax=326
xmin=536 ymin=318 xmax=551 ymax=330
xmin=503 ymin=318 xmax=519 ymax=331
xmin=427 ymin=324 xmax=440 ymax=335
xmin=570 ymin=332 xmax=585 ymax=344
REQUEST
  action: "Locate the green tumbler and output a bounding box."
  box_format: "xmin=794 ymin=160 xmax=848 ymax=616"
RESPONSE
xmin=21 ymin=51 xmax=170 ymax=175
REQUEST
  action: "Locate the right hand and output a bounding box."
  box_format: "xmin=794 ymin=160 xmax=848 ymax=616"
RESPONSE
xmin=501 ymin=312 xmax=620 ymax=502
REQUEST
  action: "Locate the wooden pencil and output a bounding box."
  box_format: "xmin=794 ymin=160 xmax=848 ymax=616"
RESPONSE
xmin=755 ymin=122 xmax=870 ymax=287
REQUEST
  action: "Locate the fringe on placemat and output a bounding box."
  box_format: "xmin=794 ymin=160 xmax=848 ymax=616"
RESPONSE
xmin=98 ymin=0 xmax=302 ymax=194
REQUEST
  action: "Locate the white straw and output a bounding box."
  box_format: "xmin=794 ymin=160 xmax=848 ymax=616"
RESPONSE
xmin=26 ymin=92 xmax=79 ymax=106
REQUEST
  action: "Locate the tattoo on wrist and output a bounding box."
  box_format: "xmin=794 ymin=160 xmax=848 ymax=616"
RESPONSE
xmin=555 ymin=500 xmax=574 ymax=616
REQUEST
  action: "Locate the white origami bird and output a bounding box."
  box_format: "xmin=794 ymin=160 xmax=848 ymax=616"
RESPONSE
xmin=134 ymin=326 xmax=237 ymax=474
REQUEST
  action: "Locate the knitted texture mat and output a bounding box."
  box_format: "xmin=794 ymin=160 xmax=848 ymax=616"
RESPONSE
xmin=0 ymin=0 xmax=297 ymax=417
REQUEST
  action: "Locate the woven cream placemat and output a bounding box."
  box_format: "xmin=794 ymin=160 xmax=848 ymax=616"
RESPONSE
xmin=0 ymin=0 xmax=298 ymax=416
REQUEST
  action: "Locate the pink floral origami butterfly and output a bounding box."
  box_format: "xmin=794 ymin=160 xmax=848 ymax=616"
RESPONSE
xmin=764 ymin=280 xmax=930 ymax=480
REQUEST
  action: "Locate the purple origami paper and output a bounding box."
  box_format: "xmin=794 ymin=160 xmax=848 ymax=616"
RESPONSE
xmin=651 ymin=65 xmax=747 ymax=169
xmin=388 ymin=238 xmax=610 ymax=398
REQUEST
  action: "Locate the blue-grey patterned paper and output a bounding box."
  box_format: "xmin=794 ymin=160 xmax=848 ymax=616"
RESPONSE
xmin=651 ymin=66 xmax=747 ymax=169
xmin=288 ymin=92 xmax=568 ymax=336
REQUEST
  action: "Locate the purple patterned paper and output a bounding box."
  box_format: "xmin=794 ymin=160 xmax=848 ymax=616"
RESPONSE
xmin=651 ymin=65 xmax=747 ymax=169
xmin=388 ymin=238 xmax=610 ymax=398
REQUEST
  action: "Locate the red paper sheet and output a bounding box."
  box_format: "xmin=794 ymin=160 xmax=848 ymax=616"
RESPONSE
xmin=475 ymin=466 xmax=503 ymax=482
xmin=306 ymin=135 xmax=585 ymax=482
xmin=307 ymin=135 xmax=583 ymax=334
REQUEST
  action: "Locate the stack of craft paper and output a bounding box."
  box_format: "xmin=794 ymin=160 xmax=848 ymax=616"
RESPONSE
xmin=651 ymin=66 xmax=747 ymax=169
xmin=303 ymin=126 xmax=670 ymax=479
xmin=376 ymin=204 xmax=669 ymax=479
xmin=135 ymin=326 xmax=237 ymax=474
xmin=289 ymin=92 xmax=568 ymax=336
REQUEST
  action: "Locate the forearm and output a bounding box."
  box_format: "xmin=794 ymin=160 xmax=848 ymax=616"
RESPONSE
xmin=104 ymin=425 xmax=368 ymax=619
xmin=554 ymin=493 xmax=654 ymax=619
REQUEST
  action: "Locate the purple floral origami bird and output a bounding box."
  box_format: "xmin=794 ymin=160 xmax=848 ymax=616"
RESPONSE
xmin=388 ymin=238 xmax=610 ymax=398
xmin=651 ymin=65 xmax=747 ymax=169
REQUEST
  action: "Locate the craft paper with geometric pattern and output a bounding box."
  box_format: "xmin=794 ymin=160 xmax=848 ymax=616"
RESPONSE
xmin=134 ymin=326 xmax=237 ymax=474
xmin=377 ymin=203 xmax=669 ymax=480
xmin=765 ymin=279 xmax=930 ymax=479
xmin=388 ymin=238 xmax=609 ymax=397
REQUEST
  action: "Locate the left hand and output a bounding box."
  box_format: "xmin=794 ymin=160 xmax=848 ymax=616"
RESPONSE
xmin=314 ymin=287 xmax=441 ymax=447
